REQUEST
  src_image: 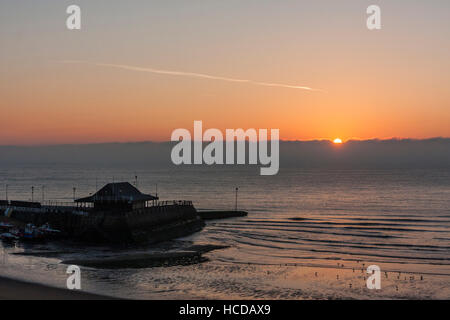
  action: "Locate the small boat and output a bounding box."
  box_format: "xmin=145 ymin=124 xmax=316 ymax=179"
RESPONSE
xmin=38 ymin=222 xmax=60 ymax=234
xmin=0 ymin=232 xmax=19 ymax=241
xmin=12 ymin=224 xmax=45 ymax=242
xmin=23 ymin=224 xmax=44 ymax=241
xmin=0 ymin=222 xmax=14 ymax=231
xmin=38 ymin=223 xmax=62 ymax=239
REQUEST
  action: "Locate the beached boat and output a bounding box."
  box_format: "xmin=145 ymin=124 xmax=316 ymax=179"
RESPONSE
xmin=0 ymin=222 xmax=14 ymax=231
xmin=23 ymin=224 xmax=44 ymax=241
xmin=38 ymin=223 xmax=62 ymax=239
xmin=9 ymin=224 xmax=45 ymax=242
xmin=0 ymin=232 xmax=19 ymax=241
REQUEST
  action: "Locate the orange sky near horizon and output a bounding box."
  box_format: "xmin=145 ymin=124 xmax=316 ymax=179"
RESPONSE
xmin=1 ymin=1 xmax=449 ymax=145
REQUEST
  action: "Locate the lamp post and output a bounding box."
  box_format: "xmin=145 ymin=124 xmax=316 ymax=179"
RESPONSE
xmin=73 ymin=187 xmax=76 ymax=201
xmin=5 ymin=184 xmax=8 ymax=201
xmin=31 ymin=186 xmax=34 ymax=202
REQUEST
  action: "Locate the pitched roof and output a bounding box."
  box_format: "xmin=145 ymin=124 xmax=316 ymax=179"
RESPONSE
xmin=75 ymin=182 xmax=158 ymax=203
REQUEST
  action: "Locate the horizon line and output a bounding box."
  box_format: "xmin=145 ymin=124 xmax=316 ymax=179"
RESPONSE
xmin=1 ymin=137 xmax=449 ymax=148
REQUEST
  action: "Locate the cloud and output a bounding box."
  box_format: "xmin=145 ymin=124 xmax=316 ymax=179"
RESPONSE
xmin=58 ymin=60 xmax=324 ymax=92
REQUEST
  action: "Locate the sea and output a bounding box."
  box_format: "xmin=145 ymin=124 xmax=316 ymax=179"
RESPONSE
xmin=0 ymin=164 xmax=449 ymax=299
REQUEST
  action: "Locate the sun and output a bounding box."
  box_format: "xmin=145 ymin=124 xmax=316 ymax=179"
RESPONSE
xmin=333 ymin=138 xmax=343 ymax=144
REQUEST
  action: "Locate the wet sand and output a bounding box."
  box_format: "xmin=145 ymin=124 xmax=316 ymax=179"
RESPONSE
xmin=1 ymin=261 xmax=449 ymax=299
xmin=0 ymin=276 xmax=114 ymax=300
xmin=112 ymin=260 xmax=450 ymax=300
xmin=1 ymin=240 xmax=448 ymax=299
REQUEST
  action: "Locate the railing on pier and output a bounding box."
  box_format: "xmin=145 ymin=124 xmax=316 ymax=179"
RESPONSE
xmin=142 ymin=200 xmax=192 ymax=208
xmin=0 ymin=201 xmax=92 ymax=216
xmin=150 ymin=200 xmax=193 ymax=207
xmin=1 ymin=199 xmax=192 ymax=214
xmin=0 ymin=204 xmax=44 ymax=213
xmin=41 ymin=201 xmax=94 ymax=208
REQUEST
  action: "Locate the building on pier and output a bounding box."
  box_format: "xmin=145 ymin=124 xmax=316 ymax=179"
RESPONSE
xmin=75 ymin=182 xmax=158 ymax=211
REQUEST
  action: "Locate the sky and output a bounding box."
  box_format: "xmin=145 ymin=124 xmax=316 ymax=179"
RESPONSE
xmin=1 ymin=0 xmax=450 ymax=145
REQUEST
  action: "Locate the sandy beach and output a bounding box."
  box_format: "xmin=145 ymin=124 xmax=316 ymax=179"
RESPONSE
xmin=1 ymin=244 xmax=449 ymax=299
xmin=0 ymin=276 xmax=113 ymax=300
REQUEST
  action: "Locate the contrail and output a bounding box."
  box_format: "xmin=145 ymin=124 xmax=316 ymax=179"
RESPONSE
xmin=59 ymin=60 xmax=323 ymax=92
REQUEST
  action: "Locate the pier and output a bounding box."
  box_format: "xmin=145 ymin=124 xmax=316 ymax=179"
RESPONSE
xmin=1 ymin=182 xmax=204 ymax=243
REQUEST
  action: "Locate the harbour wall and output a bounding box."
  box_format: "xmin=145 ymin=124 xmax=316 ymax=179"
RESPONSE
xmin=5 ymin=204 xmax=204 ymax=243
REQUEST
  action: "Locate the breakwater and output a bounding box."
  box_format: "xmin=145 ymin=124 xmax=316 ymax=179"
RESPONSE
xmin=198 ymin=210 xmax=248 ymax=220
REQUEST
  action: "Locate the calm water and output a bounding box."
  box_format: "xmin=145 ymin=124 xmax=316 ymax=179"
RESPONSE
xmin=1 ymin=165 xmax=450 ymax=299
